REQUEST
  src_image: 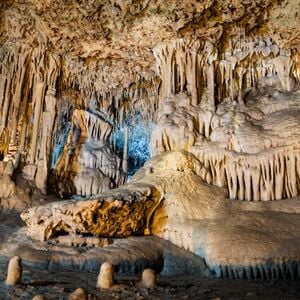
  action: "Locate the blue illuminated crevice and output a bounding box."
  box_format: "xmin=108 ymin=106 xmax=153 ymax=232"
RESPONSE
xmin=113 ymin=114 xmax=152 ymax=176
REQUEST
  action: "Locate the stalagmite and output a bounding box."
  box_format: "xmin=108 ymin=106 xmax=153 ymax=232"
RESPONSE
xmin=35 ymin=88 xmax=57 ymax=193
xmin=97 ymin=262 xmax=114 ymax=289
xmin=122 ymin=126 xmax=129 ymax=175
xmin=68 ymin=288 xmax=87 ymax=300
xmin=32 ymin=296 xmax=47 ymax=300
xmin=29 ymin=82 xmax=46 ymax=164
xmin=141 ymin=269 xmax=156 ymax=288
xmin=5 ymin=256 xmax=22 ymax=286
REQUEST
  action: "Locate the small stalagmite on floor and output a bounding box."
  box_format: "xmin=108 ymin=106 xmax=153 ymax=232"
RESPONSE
xmin=68 ymin=288 xmax=87 ymax=300
xmin=32 ymin=296 xmax=47 ymax=300
xmin=97 ymin=262 xmax=114 ymax=289
xmin=141 ymin=269 xmax=156 ymax=288
xmin=5 ymin=256 xmax=22 ymax=286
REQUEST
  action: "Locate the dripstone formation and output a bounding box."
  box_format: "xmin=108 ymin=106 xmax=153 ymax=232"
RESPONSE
xmin=1 ymin=0 xmax=300 ymax=284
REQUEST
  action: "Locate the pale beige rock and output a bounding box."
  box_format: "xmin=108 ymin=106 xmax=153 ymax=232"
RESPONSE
xmin=141 ymin=269 xmax=156 ymax=288
xmin=5 ymin=256 xmax=22 ymax=286
xmin=68 ymin=288 xmax=87 ymax=300
xmin=97 ymin=262 xmax=114 ymax=289
xmin=151 ymin=38 xmax=300 ymax=201
xmin=3 ymin=160 xmax=14 ymax=176
xmin=56 ymin=234 xmax=111 ymax=248
xmin=0 ymin=175 xmax=16 ymax=198
xmin=22 ymin=164 xmax=37 ymax=182
xmin=32 ymin=296 xmax=47 ymax=300
xmin=53 ymin=109 xmax=126 ymax=198
xmin=35 ymin=84 xmax=58 ymax=194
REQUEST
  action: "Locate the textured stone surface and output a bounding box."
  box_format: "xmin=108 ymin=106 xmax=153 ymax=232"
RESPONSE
xmin=1 ymin=0 xmax=299 ymax=199
xmin=21 ymin=184 xmax=161 ymax=241
xmin=21 ymin=150 xmax=300 ymax=278
xmin=1 ymin=0 xmax=300 ymax=290
xmin=52 ymin=109 xmax=126 ymax=198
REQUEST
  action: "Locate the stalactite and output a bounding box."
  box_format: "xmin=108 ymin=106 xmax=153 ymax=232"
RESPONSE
xmin=53 ymin=109 xmax=126 ymax=198
xmin=153 ymin=39 xmax=211 ymax=105
xmin=122 ymin=126 xmax=129 ymax=175
xmin=151 ymin=34 xmax=300 ymax=201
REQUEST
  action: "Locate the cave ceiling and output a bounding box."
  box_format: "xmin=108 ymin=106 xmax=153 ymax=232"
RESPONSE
xmin=1 ymin=0 xmax=299 ymax=94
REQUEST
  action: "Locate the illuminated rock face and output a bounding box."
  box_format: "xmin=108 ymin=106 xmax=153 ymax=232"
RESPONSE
xmin=53 ymin=109 xmax=126 ymax=198
xmin=151 ymin=37 xmax=300 ymax=201
xmin=22 ymin=151 xmax=300 ymax=279
xmin=2 ymin=0 xmax=300 ymax=280
xmin=21 ymin=183 xmax=161 ymax=241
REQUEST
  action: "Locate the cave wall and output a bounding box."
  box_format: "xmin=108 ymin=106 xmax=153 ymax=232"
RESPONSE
xmin=0 ymin=0 xmax=300 ymax=202
xmin=151 ymin=35 xmax=300 ymax=201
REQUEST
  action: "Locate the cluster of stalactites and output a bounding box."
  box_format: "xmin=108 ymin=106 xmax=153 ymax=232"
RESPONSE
xmin=62 ymin=55 xmax=157 ymax=100
xmin=192 ymin=146 xmax=300 ymax=201
xmin=0 ymin=42 xmax=160 ymax=162
xmin=0 ymin=42 xmax=160 ymax=195
xmin=0 ymin=43 xmax=60 ymax=193
xmin=52 ymin=109 xmax=127 ymax=198
xmin=153 ymin=35 xmax=297 ymax=110
xmin=151 ymin=35 xmax=300 ymax=201
xmin=153 ymin=38 xmax=217 ymax=110
xmin=87 ymin=78 xmax=160 ymax=130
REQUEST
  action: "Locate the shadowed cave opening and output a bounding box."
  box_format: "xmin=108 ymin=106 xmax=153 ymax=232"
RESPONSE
xmin=50 ymin=99 xmax=73 ymax=169
xmin=113 ymin=113 xmax=152 ymax=177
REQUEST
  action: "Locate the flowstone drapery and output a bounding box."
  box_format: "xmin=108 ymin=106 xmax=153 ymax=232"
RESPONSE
xmin=151 ymin=37 xmax=300 ymax=201
xmin=52 ymin=109 xmax=126 ymax=198
xmin=22 ymin=150 xmax=300 ymax=279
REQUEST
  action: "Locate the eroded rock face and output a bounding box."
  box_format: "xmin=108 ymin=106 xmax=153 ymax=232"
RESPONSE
xmin=0 ymin=161 xmax=32 ymax=212
xmin=52 ymin=109 xmax=126 ymax=198
xmin=22 ymin=151 xmax=300 ymax=279
xmin=21 ymin=183 xmax=161 ymax=241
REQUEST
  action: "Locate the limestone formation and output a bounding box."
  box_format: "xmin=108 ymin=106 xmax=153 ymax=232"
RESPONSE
xmin=22 ymin=151 xmax=300 ymax=279
xmin=141 ymin=269 xmax=156 ymax=288
xmin=52 ymin=109 xmax=126 ymax=198
xmin=56 ymin=234 xmax=111 ymax=248
xmin=68 ymin=288 xmax=87 ymax=300
xmin=32 ymin=296 xmax=47 ymax=300
xmin=151 ymin=36 xmax=300 ymax=201
xmin=2 ymin=0 xmax=300 ymax=286
xmin=21 ymin=185 xmax=161 ymax=241
xmin=0 ymin=161 xmax=32 ymax=211
xmin=5 ymin=256 xmax=22 ymax=286
xmin=97 ymin=262 xmax=114 ymax=289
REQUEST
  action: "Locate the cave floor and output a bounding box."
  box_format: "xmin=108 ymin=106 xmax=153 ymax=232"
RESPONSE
xmin=0 ymin=210 xmax=299 ymax=299
xmin=0 ymin=267 xmax=299 ymax=299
